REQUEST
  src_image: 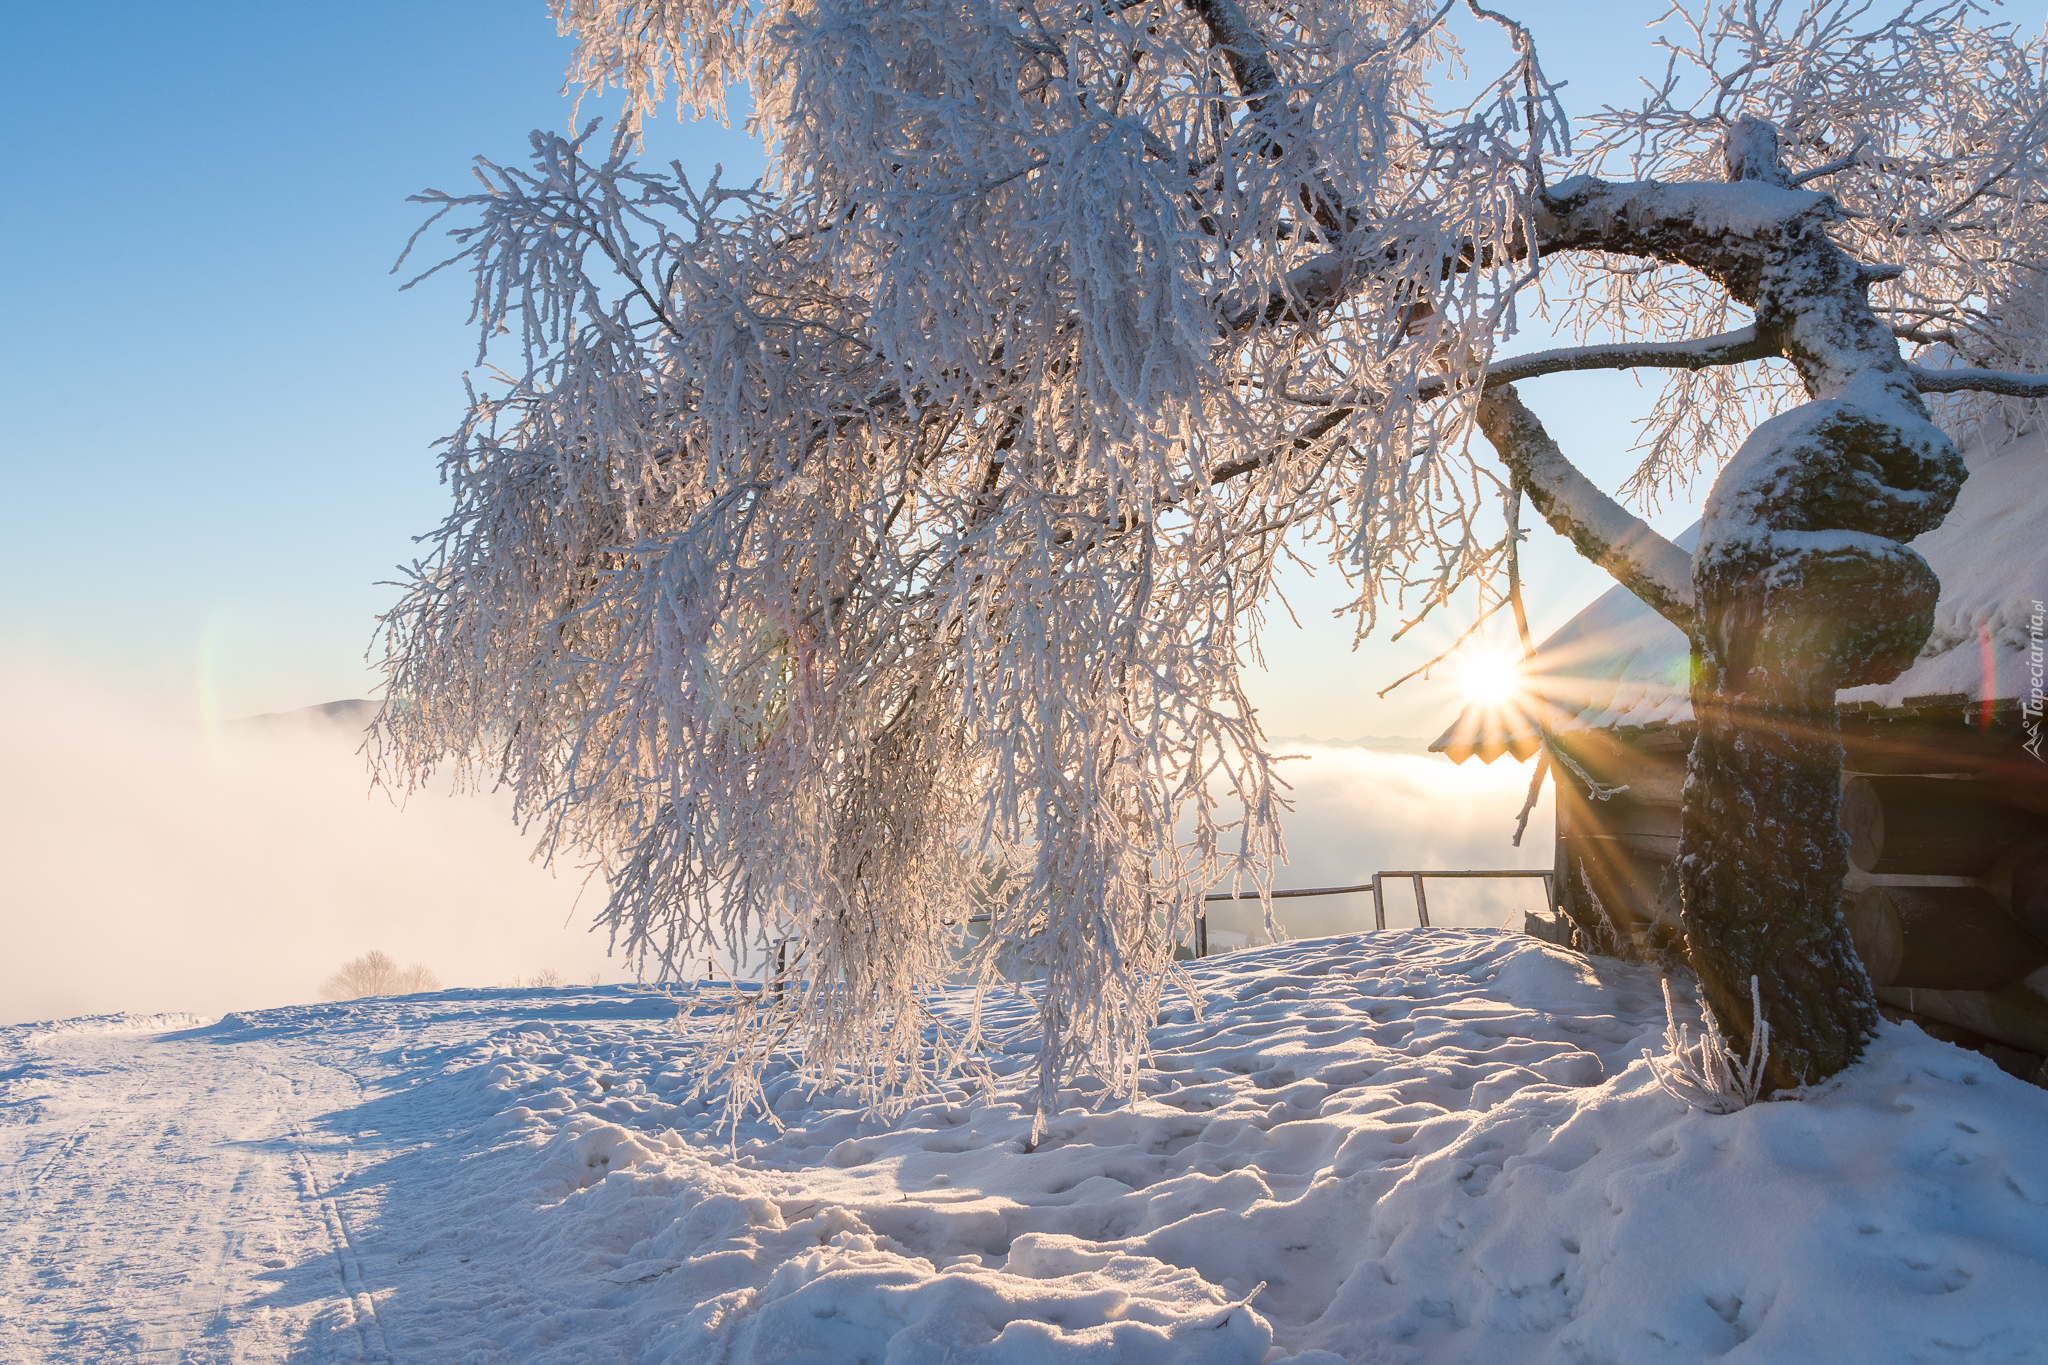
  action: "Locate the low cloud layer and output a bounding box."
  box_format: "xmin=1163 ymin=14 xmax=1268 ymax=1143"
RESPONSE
xmin=1 ymin=657 xmax=606 ymax=1025
xmin=1 ymin=659 xmax=1553 ymax=1024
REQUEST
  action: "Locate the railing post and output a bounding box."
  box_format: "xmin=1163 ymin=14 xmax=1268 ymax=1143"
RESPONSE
xmin=1371 ymin=874 xmax=1386 ymax=931
xmin=1411 ymin=874 xmax=1430 ymax=928
xmin=1196 ymin=911 xmax=1208 ymax=959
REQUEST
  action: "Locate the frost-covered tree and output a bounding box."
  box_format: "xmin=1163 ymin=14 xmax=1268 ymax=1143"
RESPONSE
xmin=379 ymin=0 xmax=2048 ymax=1104
xmin=322 ymin=951 xmax=441 ymax=1000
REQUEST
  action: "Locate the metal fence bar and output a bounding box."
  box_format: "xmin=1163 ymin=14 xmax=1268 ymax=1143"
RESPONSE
xmin=1378 ymin=869 xmax=1559 ymax=912
xmin=1203 ymin=884 xmax=1379 ymax=901
xmin=1195 ymin=868 xmax=1556 ymax=957
xmin=1368 ymin=871 xmax=1556 ymax=879
xmin=949 ymin=871 xmax=1555 ymax=960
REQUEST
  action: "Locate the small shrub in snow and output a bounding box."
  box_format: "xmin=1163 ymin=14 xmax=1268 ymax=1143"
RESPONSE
xmin=321 ymin=950 xmax=441 ymax=1001
xmin=1646 ymin=975 xmax=1770 ymax=1113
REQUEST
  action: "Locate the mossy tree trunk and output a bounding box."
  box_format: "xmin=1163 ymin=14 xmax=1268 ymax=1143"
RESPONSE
xmin=1485 ymin=122 xmax=1967 ymax=1091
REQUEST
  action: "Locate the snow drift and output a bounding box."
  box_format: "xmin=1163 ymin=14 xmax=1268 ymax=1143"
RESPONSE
xmin=9 ymin=929 xmax=2041 ymax=1361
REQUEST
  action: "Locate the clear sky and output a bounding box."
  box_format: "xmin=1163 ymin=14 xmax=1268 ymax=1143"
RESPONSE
xmin=0 ymin=1 xmax=1708 ymax=741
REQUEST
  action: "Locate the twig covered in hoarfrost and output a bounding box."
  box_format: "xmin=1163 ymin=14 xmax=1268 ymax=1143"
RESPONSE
xmin=1647 ymin=974 xmax=1772 ymax=1113
xmin=375 ymin=0 xmax=2047 ymax=1123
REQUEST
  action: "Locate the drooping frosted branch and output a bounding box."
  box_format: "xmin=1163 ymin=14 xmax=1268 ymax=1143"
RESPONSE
xmin=1474 ymin=384 xmax=1696 ymax=631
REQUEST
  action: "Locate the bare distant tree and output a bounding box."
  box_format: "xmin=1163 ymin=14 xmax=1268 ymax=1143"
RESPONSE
xmin=379 ymin=0 xmax=2047 ymax=1109
xmin=322 ymin=950 xmax=442 ymax=1001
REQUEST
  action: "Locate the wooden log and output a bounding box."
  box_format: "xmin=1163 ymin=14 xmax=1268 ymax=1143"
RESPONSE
xmin=1876 ymin=971 xmax=2048 ymax=1055
xmin=1841 ymin=776 xmax=2048 ymax=876
xmin=1856 ymin=885 xmax=2048 ymax=991
xmin=1841 ymin=890 xmax=1903 ymax=987
xmin=2010 ymin=839 xmax=2048 ymax=945
xmin=1875 ymin=1000 xmax=1999 ymax=1051
xmin=1600 ymin=796 xmax=1683 ymax=841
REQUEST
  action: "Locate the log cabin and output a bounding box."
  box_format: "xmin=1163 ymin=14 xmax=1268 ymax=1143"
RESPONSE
xmin=1433 ymin=419 xmax=2048 ymax=1080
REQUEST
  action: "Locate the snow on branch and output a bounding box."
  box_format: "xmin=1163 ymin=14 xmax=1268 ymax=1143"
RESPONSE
xmin=1464 ymin=326 xmax=1776 ymax=390
xmin=1573 ymin=0 xmax=2048 ymax=401
xmin=1475 ymin=385 xmax=1696 ymax=631
xmin=1909 ymin=364 xmax=2048 ymax=399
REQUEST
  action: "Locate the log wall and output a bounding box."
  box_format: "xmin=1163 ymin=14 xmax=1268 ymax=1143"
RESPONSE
xmin=1553 ymin=698 xmax=2048 ymax=1083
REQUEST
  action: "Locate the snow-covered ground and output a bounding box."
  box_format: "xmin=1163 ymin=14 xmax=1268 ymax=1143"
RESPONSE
xmin=5 ymin=930 xmax=2045 ymax=1363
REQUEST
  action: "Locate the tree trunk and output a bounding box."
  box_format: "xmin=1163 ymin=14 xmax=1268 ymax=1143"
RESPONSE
xmin=1680 ymin=400 xmax=1956 ymax=1091
xmin=1665 ymin=122 xmax=1966 ymax=1093
xmin=1681 ymin=670 xmax=1882 ymax=1088
xmin=1471 ymin=130 xmax=1972 ymax=1091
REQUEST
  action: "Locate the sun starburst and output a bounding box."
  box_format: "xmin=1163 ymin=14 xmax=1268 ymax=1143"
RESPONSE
xmin=1458 ymin=648 xmax=1524 ymax=706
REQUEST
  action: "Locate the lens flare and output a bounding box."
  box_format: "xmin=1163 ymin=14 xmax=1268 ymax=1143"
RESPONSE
xmin=1458 ymin=648 xmax=1523 ymax=705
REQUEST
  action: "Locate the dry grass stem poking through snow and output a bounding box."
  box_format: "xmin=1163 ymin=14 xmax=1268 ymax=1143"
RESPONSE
xmin=1646 ymin=975 xmax=1770 ymax=1113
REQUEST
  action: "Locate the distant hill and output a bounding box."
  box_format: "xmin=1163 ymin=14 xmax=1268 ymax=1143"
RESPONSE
xmin=230 ymin=698 xmax=382 ymax=731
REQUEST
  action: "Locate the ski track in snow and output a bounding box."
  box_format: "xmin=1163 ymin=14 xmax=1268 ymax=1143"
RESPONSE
xmin=3 ymin=931 xmax=2045 ymax=1363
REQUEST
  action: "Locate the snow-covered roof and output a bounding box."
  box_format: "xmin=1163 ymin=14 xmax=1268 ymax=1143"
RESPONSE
xmin=1436 ymin=422 xmax=2048 ymax=762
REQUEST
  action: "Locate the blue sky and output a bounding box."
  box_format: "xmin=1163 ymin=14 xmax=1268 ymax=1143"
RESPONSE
xmin=0 ymin=1 xmax=1707 ymax=741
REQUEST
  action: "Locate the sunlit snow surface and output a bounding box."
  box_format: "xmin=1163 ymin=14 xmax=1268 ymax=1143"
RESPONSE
xmin=5 ymin=931 xmax=2046 ymax=1362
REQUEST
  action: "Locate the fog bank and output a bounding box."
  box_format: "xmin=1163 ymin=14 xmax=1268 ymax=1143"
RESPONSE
xmin=1 ymin=658 xmax=1554 ymax=1023
xmin=1 ymin=657 xmax=604 ymax=1025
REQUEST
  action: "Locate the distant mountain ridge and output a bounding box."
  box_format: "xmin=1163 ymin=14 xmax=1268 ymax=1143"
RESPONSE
xmin=231 ymin=698 xmax=382 ymax=730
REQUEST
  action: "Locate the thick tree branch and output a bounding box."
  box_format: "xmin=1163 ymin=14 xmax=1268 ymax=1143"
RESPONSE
xmin=1474 ymin=384 xmax=1697 ymax=633
xmin=1219 ymin=254 xmax=1356 ymax=333
xmin=1470 ymin=326 xmax=1777 ymax=388
xmin=1909 ymin=364 xmax=2048 ymax=398
xmin=1222 ymin=172 xmax=2031 ymax=427
xmin=1402 ymin=326 xmax=1780 ymax=402
xmin=1222 ymin=176 xmax=1829 ymax=349
xmin=1530 ymin=176 xmax=1838 ymax=308
xmin=1204 ymin=327 xmax=1777 ymax=496
xmin=1183 ymin=0 xmax=1282 ymax=104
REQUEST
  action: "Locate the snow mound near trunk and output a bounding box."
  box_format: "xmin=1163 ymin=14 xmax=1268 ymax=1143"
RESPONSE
xmin=293 ymin=930 xmax=2046 ymax=1363
xmin=1321 ymin=1022 xmax=2046 ymax=1361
